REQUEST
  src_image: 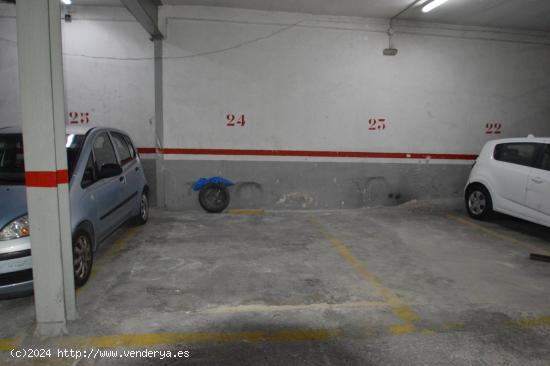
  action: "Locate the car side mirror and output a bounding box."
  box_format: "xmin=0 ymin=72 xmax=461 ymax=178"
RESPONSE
xmin=97 ymin=163 xmax=122 ymax=180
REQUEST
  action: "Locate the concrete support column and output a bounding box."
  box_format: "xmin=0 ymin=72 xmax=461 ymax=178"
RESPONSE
xmin=16 ymin=0 xmax=76 ymax=336
xmin=154 ymin=38 xmax=165 ymax=208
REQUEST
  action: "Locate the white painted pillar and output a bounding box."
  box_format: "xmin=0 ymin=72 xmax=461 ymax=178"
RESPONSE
xmin=154 ymin=38 xmax=165 ymax=208
xmin=16 ymin=0 xmax=76 ymax=336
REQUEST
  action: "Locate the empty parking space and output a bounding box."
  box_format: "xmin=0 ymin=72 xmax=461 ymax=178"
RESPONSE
xmin=1 ymin=202 xmax=548 ymax=364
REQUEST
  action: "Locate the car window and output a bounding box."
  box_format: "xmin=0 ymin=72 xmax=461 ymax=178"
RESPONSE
xmin=66 ymin=134 xmax=85 ymax=176
xmin=493 ymin=143 xmax=540 ymax=167
xmin=0 ymin=134 xmax=85 ymax=185
xmin=110 ymin=132 xmax=133 ymax=165
xmin=81 ymin=153 xmax=97 ymax=189
xmin=123 ymin=135 xmax=136 ymax=159
xmin=540 ymin=144 xmax=550 ymax=171
xmin=92 ymin=132 xmax=118 ymax=172
xmin=0 ymin=134 xmax=25 ymax=185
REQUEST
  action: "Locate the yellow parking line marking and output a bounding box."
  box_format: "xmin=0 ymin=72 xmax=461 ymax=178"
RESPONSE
xmin=0 ymin=337 xmax=21 ymax=351
xmin=203 ymin=301 xmax=389 ymax=314
xmin=388 ymin=315 xmax=550 ymax=336
xmin=227 ymin=209 xmax=265 ymax=215
xmin=56 ymin=329 xmax=341 ymax=348
xmin=7 ymin=315 xmax=547 ymax=352
xmin=77 ymin=228 xmax=138 ymax=295
xmin=419 ymin=329 xmax=437 ymax=336
xmin=389 ymin=320 xmax=466 ymax=336
xmin=508 ymin=315 xmax=550 ymax=330
xmin=325 ymin=236 xmax=420 ymax=323
xmin=308 ymin=218 xmax=420 ymax=332
xmin=389 ymin=323 xmax=417 ymax=335
xmin=447 ymin=214 xmax=550 ymax=256
xmin=105 ymin=227 xmax=138 ymax=257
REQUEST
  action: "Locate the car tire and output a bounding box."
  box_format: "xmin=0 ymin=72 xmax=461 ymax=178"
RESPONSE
xmin=73 ymin=229 xmax=94 ymax=288
xmin=466 ymin=185 xmax=493 ymax=220
xmin=133 ymin=191 xmax=149 ymax=225
xmin=199 ymin=183 xmax=230 ymax=213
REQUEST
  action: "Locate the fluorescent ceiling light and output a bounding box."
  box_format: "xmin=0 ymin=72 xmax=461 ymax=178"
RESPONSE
xmin=422 ymin=0 xmax=449 ymax=13
xmin=416 ymin=0 xmax=431 ymax=5
xmin=61 ymin=0 xmax=72 ymax=5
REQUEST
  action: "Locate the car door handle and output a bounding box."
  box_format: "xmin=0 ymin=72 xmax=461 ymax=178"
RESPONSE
xmin=531 ymin=176 xmax=544 ymax=184
xmin=119 ymin=176 xmax=125 ymax=183
xmin=135 ymin=166 xmax=140 ymax=172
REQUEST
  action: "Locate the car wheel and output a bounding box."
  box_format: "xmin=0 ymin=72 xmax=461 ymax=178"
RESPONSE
xmin=199 ymin=183 xmax=230 ymax=213
xmin=73 ymin=230 xmax=94 ymax=288
xmin=134 ymin=191 xmax=149 ymax=225
xmin=466 ymin=185 xmax=492 ymax=220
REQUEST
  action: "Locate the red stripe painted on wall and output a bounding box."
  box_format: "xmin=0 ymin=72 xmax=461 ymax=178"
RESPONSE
xmin=137 ymin=147 xmax=157 ymax=154
xmin=137 ymin=147 xmax=477 ymax=161
xmin=25 ymin=169 xmax=69 ymax=188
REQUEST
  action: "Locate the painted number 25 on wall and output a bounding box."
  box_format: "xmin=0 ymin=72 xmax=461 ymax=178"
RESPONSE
xmin=68 ymin=112 xmax=90 ymax=124
xmin=368 ymin=118 xmax=387 ymax=131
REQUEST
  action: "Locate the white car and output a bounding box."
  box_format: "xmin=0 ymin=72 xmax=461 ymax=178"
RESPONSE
xmin=465 ymin=136 xmax=550 ymax=227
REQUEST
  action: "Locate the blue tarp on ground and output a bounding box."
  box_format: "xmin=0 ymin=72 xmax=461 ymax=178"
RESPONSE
xmin=192 ymin=177 xmax=235 ymax=191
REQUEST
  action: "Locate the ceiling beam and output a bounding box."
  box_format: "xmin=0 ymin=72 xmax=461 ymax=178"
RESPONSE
xmin=120 ymin=0 xmax=163 ymax=40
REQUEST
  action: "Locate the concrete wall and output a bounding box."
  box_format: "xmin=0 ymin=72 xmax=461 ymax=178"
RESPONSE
xmin=1 ymin=5 xmax=155 ymax=141
xmin=158 ymin=6 xmax=550 ymax=210
xmin=3 ymin=4 xmax=550 ymax=210
xmin=0 ymin=6 xmax=19 ymax=126
xmin=0 ymin=4 xmax=157 ymax=202
xmin=61 ymin=7 xmax=155 ymax=149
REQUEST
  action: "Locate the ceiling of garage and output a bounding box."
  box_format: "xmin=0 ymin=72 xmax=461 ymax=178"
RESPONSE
xmin=159 ymin=0 xmax=550 ymax=32
xmin=70 ymin=0 xmax=122 ymax=5
xmin=65 ymin=0 xmax=550 ymax=32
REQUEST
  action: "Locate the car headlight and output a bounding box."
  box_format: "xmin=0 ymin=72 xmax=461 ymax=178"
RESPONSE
xmin=0 ymin=215 xmax=30 ymax=241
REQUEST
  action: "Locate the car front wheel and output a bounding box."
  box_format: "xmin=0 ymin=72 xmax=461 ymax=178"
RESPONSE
xmin=133 ymin=191 xmax=149 ymax=225
xmin=73 ymin=230 xmax=93 ymax=288
xmin=466 ymin=185 xmax=492 ymax=220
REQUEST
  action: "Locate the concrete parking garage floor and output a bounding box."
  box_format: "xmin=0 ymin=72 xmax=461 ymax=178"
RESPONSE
xmin=1 ymin=200 xmax=549 ymax=365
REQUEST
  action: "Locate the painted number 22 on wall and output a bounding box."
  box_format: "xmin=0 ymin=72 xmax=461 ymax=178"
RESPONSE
xmin=226 ymin=114 xmax=246 ymax=127
xmin=485 ymin=122 xmax=502 ymax=135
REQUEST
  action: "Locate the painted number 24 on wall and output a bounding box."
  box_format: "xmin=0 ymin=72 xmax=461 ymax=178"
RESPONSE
xmin=226 ymin=114 xmax=246 ymax=127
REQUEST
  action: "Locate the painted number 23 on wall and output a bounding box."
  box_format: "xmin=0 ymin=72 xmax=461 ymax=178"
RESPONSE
xmin=226 ymin=114 xmax=246 ymax=127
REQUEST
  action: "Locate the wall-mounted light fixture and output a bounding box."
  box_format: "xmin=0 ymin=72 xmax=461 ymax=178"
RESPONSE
xmin=61 ymin=0 xmax=72 ymax=22
xmin=383 ymin=0 xmax=426 ymax=56
xmin=383 ymin=27 xmax=398 ymax=56
xmin=383 ymin=0 xmax=451 ymax=56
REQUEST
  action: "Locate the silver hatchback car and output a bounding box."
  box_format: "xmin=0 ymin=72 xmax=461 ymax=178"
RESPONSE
xmin=0 ymin=126 xmax=149 ymax=296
